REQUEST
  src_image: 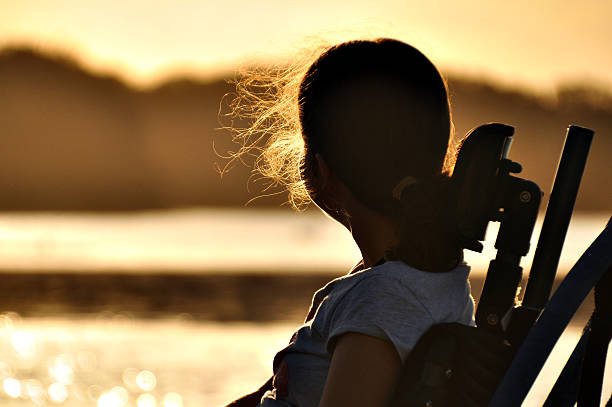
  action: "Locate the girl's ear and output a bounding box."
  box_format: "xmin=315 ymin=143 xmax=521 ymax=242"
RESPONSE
xmin=312 ymin=153 xmax=352 ymax=230
xmin=312 ymin=153 xmax=340 ymax=207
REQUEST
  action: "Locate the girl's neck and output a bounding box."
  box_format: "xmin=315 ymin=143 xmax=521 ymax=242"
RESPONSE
xmin=347 ymin=204 xmax=397 ymax=269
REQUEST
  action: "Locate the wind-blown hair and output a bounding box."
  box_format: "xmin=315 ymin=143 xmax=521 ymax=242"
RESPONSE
xmin=225 ymin=38 xmax=463 ymax=272
xmin=222 ymin=48 xmax=324 ymax=208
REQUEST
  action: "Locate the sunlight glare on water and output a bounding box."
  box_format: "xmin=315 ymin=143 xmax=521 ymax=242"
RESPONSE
xmin=25 ymin=379 xmax=46 ymax=405
xmin=0 ymin=209 xmax=607 ymax=275
xmin=0 ymin=209 xmax=361 ymax=273
xmin=0 ymin=312 xmax=295 ymax=406
xmin=49 ymin=354 xmax=75 ymax=384
xmin=11 ymin=331 xmax=37 ymax=360
xmin=137 ymin=393 xmax=157 ymax=407
xmin=162 ymin=392 xmax=183 ymax=407
xmin=136 ymin=370 xmax=157 ymax=392
xmin=0 ymin=312 xmax=609 ymax=406
xmin=97 ymin=386 xmax=129 ymax=407
xmin=0 ymin=312 xmax=198 ymax=406
xmin=0 ymin=211 xmax=609 ymax=405
xmin=49 ymin=381 xmax=69 ymax=403
xmin=3 ymin=377 xmax=21 ymax=398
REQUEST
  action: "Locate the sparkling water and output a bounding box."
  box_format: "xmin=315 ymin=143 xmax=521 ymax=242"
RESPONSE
xmin=0 ymin=313 xmax=610 ymax=407
xmin=0 ymin=210 xmax=609 ymax=405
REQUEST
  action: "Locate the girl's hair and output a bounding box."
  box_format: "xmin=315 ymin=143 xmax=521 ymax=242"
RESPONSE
xmin=226 ymin=38 xmax=462 ymax=272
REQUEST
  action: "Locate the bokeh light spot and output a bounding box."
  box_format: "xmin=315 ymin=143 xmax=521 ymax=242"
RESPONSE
xmin=21 ymin=379 xmax=47 ymax=406
xmin=162 ymin=392 xmax=183 ymax=407
xmin=111 ymin=386 xmax=128 ymax=404
xmin=3 ymin=377 xmax=22 ymax=398
xmin=24 ymin=379 xmax=46 ymax=406
xmin=98 ymin=392 xmax=120 ymax=407
xmin=49 ymin=353 xmax=75 ymax=384
xmin=49 ymin=382 xmax=69 ymax=403
xmin=122 ymin=368 xmax=139 ymax=392
xmin=11 ymin=331 xmax=37 ymax=359
xmin=136 ymin=370 xmax=156 ymax=392
xmin=137 ymin=393 xmax=157 ymax=407
xmin=98 ymin=386 xmax=128 ymax=407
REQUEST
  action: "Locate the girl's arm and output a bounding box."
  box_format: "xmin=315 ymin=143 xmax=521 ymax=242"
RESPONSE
xmin=318 ymin=333 xmax=402 ymax=407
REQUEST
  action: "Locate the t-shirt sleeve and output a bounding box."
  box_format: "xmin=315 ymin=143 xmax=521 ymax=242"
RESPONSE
xmin=326 ymin=274 xmax=434 ymax=363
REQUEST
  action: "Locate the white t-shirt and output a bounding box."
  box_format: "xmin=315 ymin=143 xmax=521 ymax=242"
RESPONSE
xmin=259 ymin=260 xmax=475 ymax=407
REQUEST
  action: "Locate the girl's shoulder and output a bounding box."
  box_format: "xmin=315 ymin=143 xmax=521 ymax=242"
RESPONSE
xmin=319 ymin=261 xmax=474 ymax=360
xmin=341 ymin=260 xmax=471 ymax=294
xmin=315 ymin=261 xmax=469 ymax=310
xmin=307 ymin=261 xmax=472 ymax=326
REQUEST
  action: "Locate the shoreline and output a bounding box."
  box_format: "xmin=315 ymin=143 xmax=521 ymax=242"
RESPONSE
xmin=0 ymin=272 xmax=593 ymax=326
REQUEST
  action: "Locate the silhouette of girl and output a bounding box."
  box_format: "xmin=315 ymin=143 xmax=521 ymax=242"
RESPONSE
xmin=225 ymin=38 xmax=474 ymax=407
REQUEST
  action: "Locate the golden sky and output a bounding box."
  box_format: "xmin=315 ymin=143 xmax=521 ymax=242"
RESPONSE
xmin=1 ymin=0 xmax=611 ymax=95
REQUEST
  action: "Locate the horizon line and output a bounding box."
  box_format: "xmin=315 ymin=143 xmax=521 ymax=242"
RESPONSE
xmin=3 ymin=42 xmax=612 ymax=101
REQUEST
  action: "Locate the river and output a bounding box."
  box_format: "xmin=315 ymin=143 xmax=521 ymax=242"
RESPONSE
xmin=0 ymin=209 xmax=609 ymax=406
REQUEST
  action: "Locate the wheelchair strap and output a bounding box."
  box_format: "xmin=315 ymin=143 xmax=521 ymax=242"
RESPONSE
xmin=577 ymin=263 xmax=612 ymax=406
xmin=543 ymin=319 xmax=590 ymax=406
xmin=489 ymin=219 xmax=612 ymax=407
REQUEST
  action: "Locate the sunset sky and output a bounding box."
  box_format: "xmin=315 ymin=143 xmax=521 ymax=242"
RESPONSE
xmin=1 ymin=0 xmax=611 ymax=95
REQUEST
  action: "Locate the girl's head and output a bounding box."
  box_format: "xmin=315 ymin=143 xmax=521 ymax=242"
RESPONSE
xmin=298 ymin=38 xmax=453 ymax=216
xmin=227 ymin=38 xmax=462 ymax=272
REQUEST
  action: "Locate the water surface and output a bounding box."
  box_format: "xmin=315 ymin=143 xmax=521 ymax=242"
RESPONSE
xmin=0 ymin=209 xmax=607 ymax=275
xmin=0 ymin=315 xmax=610 ymax=407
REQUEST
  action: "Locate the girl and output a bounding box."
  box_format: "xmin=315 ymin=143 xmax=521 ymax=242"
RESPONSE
xmin=226 ymin=38 xmax=475 ymax=407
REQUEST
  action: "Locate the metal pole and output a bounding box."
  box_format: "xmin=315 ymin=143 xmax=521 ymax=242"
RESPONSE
xmin=490 ymin=220 xmax=612 ymax=407
xmin=522 ymin=125 xmax=594 ymax=311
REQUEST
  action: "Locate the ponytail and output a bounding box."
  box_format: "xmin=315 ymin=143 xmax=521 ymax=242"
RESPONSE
xmin=386 ymin=174 xmax=462 ymax=273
